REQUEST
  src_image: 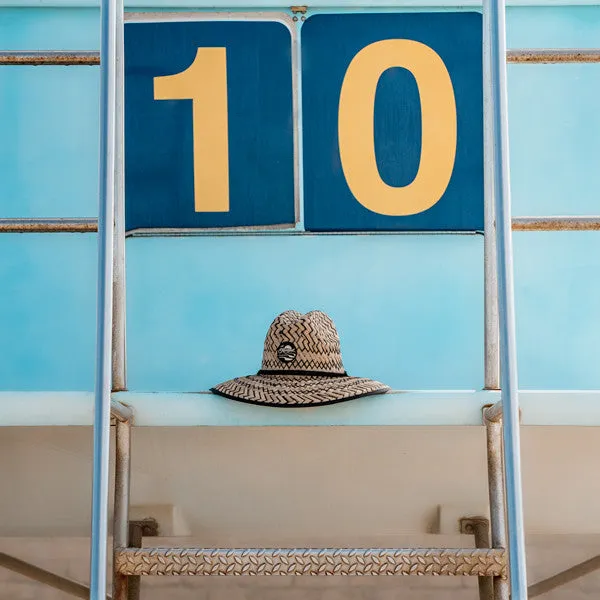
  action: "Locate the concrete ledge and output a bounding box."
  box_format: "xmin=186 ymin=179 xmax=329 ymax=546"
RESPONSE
xmin=2 ymin=390 xmax=600 ymax=426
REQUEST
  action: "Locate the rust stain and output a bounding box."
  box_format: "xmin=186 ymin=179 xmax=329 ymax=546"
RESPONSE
xmin=512 ymin=218 xmax=600 ymax=231
xmin=0 ymin=219 xmax=98 ymax=233
xmin=508 ymin=49 xmax=600 ymax=64
xmin=0 ymin=52 xmax=99 ymax=66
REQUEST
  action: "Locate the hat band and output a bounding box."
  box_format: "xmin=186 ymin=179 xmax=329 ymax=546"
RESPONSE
xmin=257 ymin=369 xmax=349 ymax=377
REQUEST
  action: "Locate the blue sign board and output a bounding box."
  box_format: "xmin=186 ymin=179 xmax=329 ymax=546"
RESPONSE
xmin=301 ymin=13 xmax=483 ymax=231
xmin=124 ymin=19 xmax=296 ymax=231
xmin=124 ymin=13 xmax=483 ymax=233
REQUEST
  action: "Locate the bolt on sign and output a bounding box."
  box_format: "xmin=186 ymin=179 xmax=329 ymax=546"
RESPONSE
xmin=124 ymin=12 xmax=483 ymax=233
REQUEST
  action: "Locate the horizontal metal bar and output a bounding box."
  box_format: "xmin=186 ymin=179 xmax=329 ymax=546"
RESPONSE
xmin=512 ymin=216 xmax=600 ymax=231
xmin=528 ymin=554 xmax=600 ymax=598
xmin=126 ymin=228 xmax=481 ymax=237
xmin=0 ymin=218 xmax=97 ymax=233
xmin=0 ymin=552 xmax=111 ymax=599
xmin=114 ymin=547 xmax=507 ymax=577
xmin=508 ymin=49 xmax=600 ymax=63
xmin=111 ymin=400 xmax=133 ymax=423
xmin=3 ymin=217 xmax=600 ymax=235
xmin=2 ymin=50 xmax=600 ymax=66
xmin=0 ymin=51 xmax=99 ymax=65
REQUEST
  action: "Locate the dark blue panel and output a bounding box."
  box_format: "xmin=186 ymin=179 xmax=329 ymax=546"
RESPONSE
xmin=301 ymin=13 xmax=483 ymax=232
xmin=124 ymin=20 xmax=295 ymax=231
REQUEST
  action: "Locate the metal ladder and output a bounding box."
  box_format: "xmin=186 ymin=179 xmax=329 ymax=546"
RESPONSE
xmin=6 ymin=2 xmax=600 ymax=600
xmin=89 ymin=0 xmax=526 ymax=599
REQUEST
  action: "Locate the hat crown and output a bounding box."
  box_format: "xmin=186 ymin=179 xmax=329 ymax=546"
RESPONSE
xmin=260 ymin=311 xmax=346 ymax=375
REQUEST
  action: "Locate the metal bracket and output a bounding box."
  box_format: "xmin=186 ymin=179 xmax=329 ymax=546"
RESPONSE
xmin=460 ymin=517 xmax=491 ymax=548
xmin=126 ymin=519 xmax=158 ymax=600
xmin=460 ymin=517 xmax=494 ymax=600
xmin=128 ymin=518 xmax=159 ymax=539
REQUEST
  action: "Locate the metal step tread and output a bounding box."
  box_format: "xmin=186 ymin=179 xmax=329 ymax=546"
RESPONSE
xmin=114 ymin=547 xmax=506 ymax=577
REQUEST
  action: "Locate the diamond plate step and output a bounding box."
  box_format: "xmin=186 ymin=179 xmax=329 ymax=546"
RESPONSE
xmin=114 ymin=547 xmax=507 ymax=577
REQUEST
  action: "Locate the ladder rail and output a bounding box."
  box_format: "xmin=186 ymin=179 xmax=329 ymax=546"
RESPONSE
xmin=90 ymin=0 xmax=118 ymax=596
xmin=486 ymin=0 xmax=528 ymax=597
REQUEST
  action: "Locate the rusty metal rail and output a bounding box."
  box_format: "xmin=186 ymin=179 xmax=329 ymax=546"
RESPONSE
xmin=0 ymin=218 xmax=98 ymax=233
xmin=508 ymin=49 xmax=600 ymax=63
xmin=3 ymin=217 xmax=600 ymax=234
xmin=512 ymin=217 xmax=600 ymax=231
xmin=2 ymin=48 xmax=600 ymax=66
xmin=0 ymin=51 xmax=99 ymax=65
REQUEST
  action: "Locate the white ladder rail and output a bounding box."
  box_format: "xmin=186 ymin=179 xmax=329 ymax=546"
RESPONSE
xmin=485 ymin=0 xmax=528 ymax=597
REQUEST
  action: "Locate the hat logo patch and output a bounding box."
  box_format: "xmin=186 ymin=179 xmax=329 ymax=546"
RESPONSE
xmin=277 ymin=342 xmax=297 ymax=364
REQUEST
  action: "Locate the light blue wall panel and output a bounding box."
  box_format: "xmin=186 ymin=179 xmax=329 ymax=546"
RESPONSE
xmin=508 ymin=64 xmax=600 ymax=217
xmin=0 ymin=234 xmax=97 ymax=391
xmin=507 ymin=6 xmax=600 ymax=47
xmin=514 ymin=232 xmax=600 ymax=390
xmin=506 ymin=7 xmax=600 ymax=217
xmin=126 ymin=235 xmax=484 ymax=392
xmin=0 ymin=8 xmax=99 ymax=218
xmin=0 ymin=67 xmax=100 ymax=218
xmin=0 ymin=8 xmax=99 ymax=49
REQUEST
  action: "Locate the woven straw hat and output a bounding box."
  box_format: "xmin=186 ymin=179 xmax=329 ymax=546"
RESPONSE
xmin=211 ymin=310 xmax=390 ymax=407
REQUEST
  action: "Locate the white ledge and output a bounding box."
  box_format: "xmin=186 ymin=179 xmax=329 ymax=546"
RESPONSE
xmin=2 ymin=390 xmax=600 ymax=426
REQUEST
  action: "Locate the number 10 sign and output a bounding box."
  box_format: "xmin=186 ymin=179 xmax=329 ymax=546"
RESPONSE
xmin=124 ymin=12 xmax=483 ymax=233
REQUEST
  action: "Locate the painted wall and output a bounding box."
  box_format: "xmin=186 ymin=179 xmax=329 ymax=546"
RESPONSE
xmin=2 ymin=426 xmax=600 ymax=537
xmin=1 ymin=5 xmax=600 ymax=394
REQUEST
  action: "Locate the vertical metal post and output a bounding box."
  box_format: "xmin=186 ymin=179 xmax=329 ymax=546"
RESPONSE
xmin=127 ymin=524 xmax=143 ymax=600
xmin=112 ymin=0 xmax=126 ymax=393
xmin=90 ymin=0 xmax=118 ymax=595
xmin=483 ymin=0 xmax=500 ymax=392
xmin=113 ymin=418 xmax=131 ymax=600
xmin=486 ymin=0 xmax=528 ymax=597
xmin=485 ymin=411 xmax=510 ymax=600
xmin=460 ymin=517 xmax=494 ymax=600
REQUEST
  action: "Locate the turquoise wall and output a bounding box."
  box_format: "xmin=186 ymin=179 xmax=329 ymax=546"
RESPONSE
xmin=1 ymin=5 xmax=600 ymax=392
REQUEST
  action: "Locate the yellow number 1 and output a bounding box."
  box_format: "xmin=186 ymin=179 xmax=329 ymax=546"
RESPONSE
xmin=154 ymin=48 xmax=230 ymax=213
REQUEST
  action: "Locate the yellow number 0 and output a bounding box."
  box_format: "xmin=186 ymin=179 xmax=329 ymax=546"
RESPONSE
xmin=338 ymin=39 xmax=457 ymax=216
xmin=154 ymin=48 xmax=230 ymax=213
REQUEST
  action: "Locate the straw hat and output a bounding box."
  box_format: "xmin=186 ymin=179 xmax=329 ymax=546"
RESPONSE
xmin=211 ymin=310 xmax=390 ymax=407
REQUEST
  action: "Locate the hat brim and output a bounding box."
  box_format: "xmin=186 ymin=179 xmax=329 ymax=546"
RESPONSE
xmin=211 ymin=374 xmax=390 ymax=407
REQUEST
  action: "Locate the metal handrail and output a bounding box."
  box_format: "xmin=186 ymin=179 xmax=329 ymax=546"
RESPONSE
xmin=0 ymin=552 xmax=111 ymax=600
xmin=528 ymin=554 xmax=600 ymax=597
